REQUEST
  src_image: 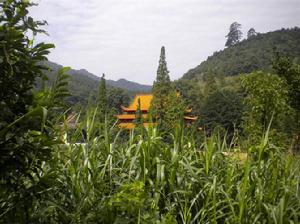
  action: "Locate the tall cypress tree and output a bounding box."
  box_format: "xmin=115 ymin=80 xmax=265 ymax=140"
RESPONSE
xmin=97 ymin=73 xmax=107 ymax=123
xmin=134 ymin=98 xmax=144 ymax=134
xmin=151 ymin=46 xmax=172 ymax=127
xmin=155 ymin=46 xmax=171 ymax=85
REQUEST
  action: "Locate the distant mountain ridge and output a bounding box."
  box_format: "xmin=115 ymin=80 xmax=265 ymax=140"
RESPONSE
xmin=182 ymin=27 xmax=300 ymax=80
xmin=107 ymin=78 xmax=152 ymax=92
xmin=44 ymin=61 xmax=152 ymax=92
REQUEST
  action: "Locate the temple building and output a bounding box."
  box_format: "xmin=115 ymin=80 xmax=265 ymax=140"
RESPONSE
xmin=116 ymin=94 xmax=197 ymax=129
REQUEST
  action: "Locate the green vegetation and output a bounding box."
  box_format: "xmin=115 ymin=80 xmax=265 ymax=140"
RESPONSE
xmin=247 ymin=28 xmax=257 ymax=39
xmin=2 ymin=109 xmax=300 ymax=223
xmin=151 ymin=46 xmax=186 ymax=132
xmin=241 ymin=71 xmax=291 ymax=144
xmin=183 ymin=27 xmax=300 ymax=79
xmin=40 ymin=61 xmax=150 ymax=108
xmin=152 ymin=46 xmax=173 ymax=125
xmin=0 ymin=1 xmax=57 ymax=222
xmin=39 ymin=62 xmax=132 ymax=115
xmin=1 ymin=2 xmax=300 ymax=223
xmin=200 ymin=89 xmax=244 ymax=135
xmin=97 ymin=74 xmax=108 ymax=123
xmin=225 ymin=22 xmax=243 ymax=47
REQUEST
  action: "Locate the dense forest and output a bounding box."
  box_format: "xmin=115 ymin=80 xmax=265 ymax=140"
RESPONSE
xmin=1 ymin=1 xmax=300 ymax=223
xmin=183 ymin=27 xmax=300 ymax=80
xmin=38 ymin=61 xmax=151 ymax=109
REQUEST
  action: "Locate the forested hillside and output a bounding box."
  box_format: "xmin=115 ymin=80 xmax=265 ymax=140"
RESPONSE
xmin=39 ymin=61 xmax=151 ymax=106
xmin=183 ymin=27 xmax=300 ymax=80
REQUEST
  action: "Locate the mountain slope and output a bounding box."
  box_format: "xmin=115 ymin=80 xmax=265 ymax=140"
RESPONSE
xmin=182 ymin=27 xmax=300 ymax=80
xmin=38 ymin=61 xmax=152 ymax=107
xmin=107 ymin=78 xmax=152 ymax=92
xmin=43 ymin=61 xmax=151 ymax=92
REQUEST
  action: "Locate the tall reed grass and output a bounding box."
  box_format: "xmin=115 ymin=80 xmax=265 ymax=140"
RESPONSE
xmin=31 ymin=110 xmax=300 ymax=223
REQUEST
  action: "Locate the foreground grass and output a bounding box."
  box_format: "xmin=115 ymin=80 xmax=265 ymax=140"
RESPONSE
xmin=1 ymin=112 xmax=299 ymax=223
xmin=26 ymin=117 xmax=299 ymax=224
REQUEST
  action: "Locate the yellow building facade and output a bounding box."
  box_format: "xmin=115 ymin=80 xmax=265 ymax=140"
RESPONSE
xmin=117 ymin=94 xmax=197 ymax=129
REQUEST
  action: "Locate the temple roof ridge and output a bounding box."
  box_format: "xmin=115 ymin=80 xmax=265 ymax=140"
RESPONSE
xmin=121 ymin=94 xmax=153 ymax=111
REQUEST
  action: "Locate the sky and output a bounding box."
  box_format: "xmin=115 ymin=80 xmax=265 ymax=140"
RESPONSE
xmin=30 ymin=0 xmax=300 ymax=85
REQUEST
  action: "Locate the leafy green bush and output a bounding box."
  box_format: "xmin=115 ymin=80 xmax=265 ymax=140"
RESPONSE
xmin=241 ymin=71 xmax=291 ymax=146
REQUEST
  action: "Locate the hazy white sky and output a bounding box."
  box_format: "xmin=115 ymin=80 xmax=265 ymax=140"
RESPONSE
xmin=30 ymin=0 xmax=300 ymax=84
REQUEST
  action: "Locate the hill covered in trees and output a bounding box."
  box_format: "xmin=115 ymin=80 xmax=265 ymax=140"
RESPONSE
xmin=41 ymin=61 xmax=151 ymax=96
xmin=39 ymin=61 xmax=152 ymax=107
xmin=182 ymin=27 xmax=300 ymax=80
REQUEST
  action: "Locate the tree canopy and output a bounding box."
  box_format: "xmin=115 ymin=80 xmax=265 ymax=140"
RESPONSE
xmin=225 ymin=22 xmax=243 ymax=47
xmin=183 ymin=27 xmax=300 ymax=80
xmin=247 ymin=28 xmax=257 ymax=39
xmin=0 ymin=1 xmax=57 ymax=221
xmin=151 ymin=46 xmax=172 ymax=126
xmin=97 ymin=73 xmax=107 ymax=123
xmin=0 ymin=0 xmax=54 ymax=125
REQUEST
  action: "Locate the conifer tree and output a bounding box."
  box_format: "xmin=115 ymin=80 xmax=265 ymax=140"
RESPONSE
xmin=247 ymin=28 xmax=257 ymax=39
xmin=97 ymin=74 xmax=107 ymax=123
xmin=155 ymin=46 xmax=171 ymax=85
xmin=134 ymin=98 xmax=144 ymax=133
xmin=151 ymin=46 xmax=172 ymax=127
xmin=225 ymin=22 xmax=243 ymax=47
